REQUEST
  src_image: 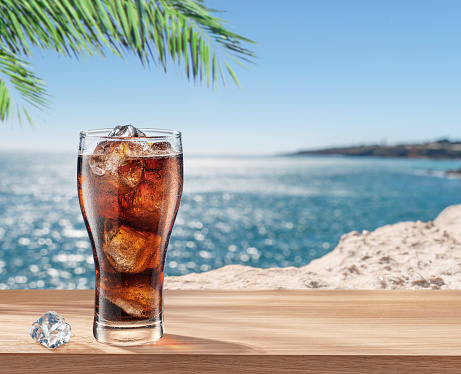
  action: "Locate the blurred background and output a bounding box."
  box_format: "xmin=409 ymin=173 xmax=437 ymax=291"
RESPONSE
xmin=1 ymin=0 xmax=461 ymax=289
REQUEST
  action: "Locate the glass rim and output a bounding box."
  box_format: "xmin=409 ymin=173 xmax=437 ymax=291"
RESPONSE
xmin=79 ymin=128 xmax=181 ymax=140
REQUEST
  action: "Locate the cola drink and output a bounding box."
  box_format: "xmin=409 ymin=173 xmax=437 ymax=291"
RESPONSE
xmin=78 ymin=126 xmax=183 ymax=345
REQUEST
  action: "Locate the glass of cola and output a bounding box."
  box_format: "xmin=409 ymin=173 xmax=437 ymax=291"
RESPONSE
xmin=78 ymin=125 xmax=183 ymax=345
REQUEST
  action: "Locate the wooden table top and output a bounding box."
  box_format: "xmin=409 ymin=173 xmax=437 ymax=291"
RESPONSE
xmin=0 ymin=290 xmax=460 ymax=373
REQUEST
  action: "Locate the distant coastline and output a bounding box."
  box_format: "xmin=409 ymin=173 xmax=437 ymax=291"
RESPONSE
xmin=292 ymin=139 xmax=461 ymax=159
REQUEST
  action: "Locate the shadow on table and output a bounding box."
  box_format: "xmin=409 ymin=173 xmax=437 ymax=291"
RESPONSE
xmin=118 ymin=333 xmax=259 ymax=354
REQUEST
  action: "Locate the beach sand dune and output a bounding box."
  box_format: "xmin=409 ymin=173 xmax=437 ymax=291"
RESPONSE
xmin=165 ymin=205 xmax=461 ymax=290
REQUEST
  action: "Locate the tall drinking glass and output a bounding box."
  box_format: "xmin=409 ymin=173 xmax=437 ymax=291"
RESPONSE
xmin=77 ymin=128 xmax=183 ymax=345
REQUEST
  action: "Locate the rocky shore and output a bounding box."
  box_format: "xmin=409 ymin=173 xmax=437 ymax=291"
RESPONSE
xmin=165 ymin=205 xmax=461 ymax=290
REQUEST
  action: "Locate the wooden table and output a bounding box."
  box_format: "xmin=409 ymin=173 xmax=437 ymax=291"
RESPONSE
xmin=0 ymin=290 xmax=460 ymax=373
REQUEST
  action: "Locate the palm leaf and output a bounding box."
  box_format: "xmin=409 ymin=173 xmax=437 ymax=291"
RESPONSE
xmin=0 ymin=50 xmax=49 ymax=124
xmin=0 ymin=0 xmax=256 ymax=125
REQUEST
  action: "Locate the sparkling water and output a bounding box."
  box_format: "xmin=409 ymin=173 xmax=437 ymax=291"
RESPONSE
xmin=0 ymin=151 xmax=460 ymax=289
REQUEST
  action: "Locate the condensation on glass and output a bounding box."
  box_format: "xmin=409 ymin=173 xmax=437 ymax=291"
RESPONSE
xmin=78 ymin=126 xmax=183 ymax=345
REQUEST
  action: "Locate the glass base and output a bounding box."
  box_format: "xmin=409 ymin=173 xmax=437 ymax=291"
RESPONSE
xmin=93 ymin=313 xmax=163 ymax=346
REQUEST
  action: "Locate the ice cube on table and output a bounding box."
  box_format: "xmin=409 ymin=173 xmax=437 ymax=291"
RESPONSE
xmin=103 ymin=220 xmax=161 ymax=273
xmin=28 ymin=311 xmax=71 ymax=349
xmin=108 ymin=125 xmax=146 ymax=137
xmin=102 ymin=284 xmax=159 ymax=319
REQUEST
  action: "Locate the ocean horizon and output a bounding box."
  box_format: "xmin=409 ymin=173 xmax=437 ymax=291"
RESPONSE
xmin=0 ymin=151 xmax=460 ymax=289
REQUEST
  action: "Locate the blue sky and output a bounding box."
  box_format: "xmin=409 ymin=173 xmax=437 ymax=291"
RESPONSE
xmin=1 ymin=0 xmax=461 ymax=154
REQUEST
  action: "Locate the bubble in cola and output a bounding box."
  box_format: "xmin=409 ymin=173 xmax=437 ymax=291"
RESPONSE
xmin=78 ymin=125 xmax=183 ymax=322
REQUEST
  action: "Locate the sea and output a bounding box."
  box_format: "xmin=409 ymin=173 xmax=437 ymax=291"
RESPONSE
xmin=0 ymin=151 xmax=460 ymax=290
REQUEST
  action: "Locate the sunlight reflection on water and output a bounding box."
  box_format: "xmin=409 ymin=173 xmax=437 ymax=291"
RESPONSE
xmin=0 ymin=152 xmax=460 ymax=289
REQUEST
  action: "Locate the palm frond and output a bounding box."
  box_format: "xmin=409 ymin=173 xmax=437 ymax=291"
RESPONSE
xmin=0 ymin=50 xmax=49 ymax=124
xmin=0 ymin=0 xmax=256 ymax=125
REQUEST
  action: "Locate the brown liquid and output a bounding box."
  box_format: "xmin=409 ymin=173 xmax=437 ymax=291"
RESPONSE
xmin=78 ymin=146 xmax=182 ymax=322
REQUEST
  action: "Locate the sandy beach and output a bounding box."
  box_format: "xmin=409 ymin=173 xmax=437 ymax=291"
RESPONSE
xmin=165 ymin=204 xmax=461 ymax=290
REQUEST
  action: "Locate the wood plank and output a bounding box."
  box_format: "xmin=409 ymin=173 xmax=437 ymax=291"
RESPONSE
xmin=0 ymin=290 xmax=460 ymax=373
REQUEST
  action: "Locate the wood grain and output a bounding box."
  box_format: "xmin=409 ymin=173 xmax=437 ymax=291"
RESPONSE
xmin=0 ymin=290 xmax=460 ymax=373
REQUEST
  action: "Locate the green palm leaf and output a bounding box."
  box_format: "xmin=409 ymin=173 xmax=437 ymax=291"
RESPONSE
xmin=0 ymin=0 xmax=255 ymax=125
xmin=0 ymin=50 xmax=49 ymax=123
